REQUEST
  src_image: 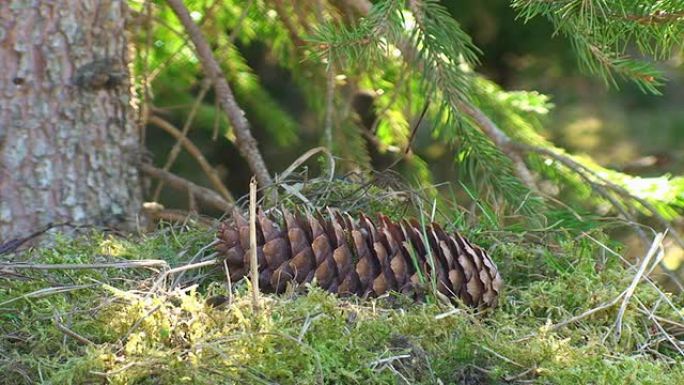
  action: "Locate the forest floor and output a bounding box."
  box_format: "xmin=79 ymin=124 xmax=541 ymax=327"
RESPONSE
xmin=1 ymin=206 xmax=684 ymax=384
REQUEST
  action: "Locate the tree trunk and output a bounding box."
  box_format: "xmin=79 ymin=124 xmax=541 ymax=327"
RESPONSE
xmin=0 ymin=0 xmax=141 ymax=242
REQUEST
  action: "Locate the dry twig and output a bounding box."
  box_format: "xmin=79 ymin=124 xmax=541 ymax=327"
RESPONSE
xmin=517 ymin=233 xmax=665 ymax=342
xmin=249 ymin=177 xmax=260 ymax=312
xmin=166 ymin=0 xmax=273 ymax=187
xmin=0 ymin=285 xmax=96 ymax=307
xmin=152 ymin=81 xmax=214 ymax=200
xmin=1 ymin=260 xmax=168 ymax=271
xmin=53 ymin=312 xmax=94 ymax=346
xmin=273 ymin=0 xmax=304 ymax=46
xmin=139 ymin=163 xmax=233 ymax=212
xmin=147 ymin=115 xmax=234 ymax=202
xmin=612 ymin=232 xmax=665 ymax=341
xmin=147 ymin=258 xmax=220 ymax=295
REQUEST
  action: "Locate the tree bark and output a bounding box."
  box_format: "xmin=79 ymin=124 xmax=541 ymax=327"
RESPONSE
xmin=0 ymin=0 xmax=142 ymax=241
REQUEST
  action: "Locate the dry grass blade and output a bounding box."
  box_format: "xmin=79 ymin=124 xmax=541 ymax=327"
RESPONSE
xmin=147 ymin=258 xmax=219 ymax=296
xmin=0 ymin=284 xmax=96 ymax=307
xmin=518 ymin=232 xmax=666 ymax=342
xmin=612 ymin=232 xmax=665 ymax=341
xmin=277 ymin=146 xmax=335 ymax=183
xmin=249 ymin=177 xmax=260 ymax=312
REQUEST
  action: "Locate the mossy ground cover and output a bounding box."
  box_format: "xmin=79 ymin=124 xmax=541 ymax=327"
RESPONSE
xmin=1 ymin=215 xmax=683 ymax=384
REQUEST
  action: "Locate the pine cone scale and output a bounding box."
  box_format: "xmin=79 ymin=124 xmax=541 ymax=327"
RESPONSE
xmin=217 ymin=208 xmax=503 ymax=308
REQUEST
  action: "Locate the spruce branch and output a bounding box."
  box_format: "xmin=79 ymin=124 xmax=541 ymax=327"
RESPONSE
xmin=621 ymin=10 xmax=684 ymax=24
xmin=514 ymin=143 xmax=684 ymax=251
xmin=166 ymin=0 xmax=273 ymax=187
xmin=454 ymin=99 xmax=538 ymax=191
xmin=338 ymin=0 xmax=540 ymax=203
xmin=512 ymin=0 xmax=681 ymax=93
xmin=333 ymin=0 xmax=684 ymax=227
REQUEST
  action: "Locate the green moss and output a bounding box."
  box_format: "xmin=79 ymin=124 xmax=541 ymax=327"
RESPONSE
xmin=1 ymin=222 xmax=683 ymax=384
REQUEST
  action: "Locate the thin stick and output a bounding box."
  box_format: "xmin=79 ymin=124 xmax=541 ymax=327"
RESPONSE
xmin=147 ymin=259 xmax=220 ymax=295
xmin=227 ymin=0 xmax=254 ymax=43
xmin=53 ymin=312 xmax=94 ymax=346
xmin=2 ymin=260 xmax=168 ymax=271
xmin=153 ymin=80 xmax=213 ymax=201
xmin=0 ymin=284 xmax=96 ymax=307
xmin=478 ymin=344 xmax=525 ymax=368
xmin=369 ymin=355 xmax=412 ymax=368
xmin=171 ymin=239 xmax=221 ymax=288
xmin=143 ymin=207 xmax=216 ymax=227
xmin=323 ymin=62 xmax=335 ymax=152
xmin=613 ymin=232 xmax=664 ymax=340
xmin=148 ymin=115 xmax=234 ymax=202
xmin=139 ymin=163 xmax=233 ymax=212
xmin=517 ymin=233 xmax=665 ymax=341
xmin=273 ymin=0 xmax=304 ymax=46
xmin=249 ymin=177 xmax=260 ymax=312
xmin=166 ymin=0 xmax=273 ymax=187
xmin=120 ymin=304 xmax=162 ymax=343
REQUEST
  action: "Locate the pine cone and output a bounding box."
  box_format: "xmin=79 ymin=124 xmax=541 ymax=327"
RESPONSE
xmin=216 ymin=208 xmax=503 ymax=308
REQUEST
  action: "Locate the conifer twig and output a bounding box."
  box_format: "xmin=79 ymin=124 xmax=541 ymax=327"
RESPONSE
xmin=165 ymin=0 xmax=273 ymax=187
xmin=455 ymin=100 xmax=538 ymax=191
xmin=347 ymin=0 xmax=538 ymax=192
xmin=515 ymin=143 xmax=684 ymax=251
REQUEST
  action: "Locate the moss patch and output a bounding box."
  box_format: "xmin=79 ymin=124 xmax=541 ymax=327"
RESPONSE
xmin=1 ymin=222 xmax=683 ymax=384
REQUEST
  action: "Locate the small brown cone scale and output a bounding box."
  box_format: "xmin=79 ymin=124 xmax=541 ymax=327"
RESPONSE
xmin=216 ymin=208 xmax=503 ymax=308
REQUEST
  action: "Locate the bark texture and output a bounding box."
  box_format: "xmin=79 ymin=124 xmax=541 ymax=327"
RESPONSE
xmin=0 ymin=0 xmax=141 ymax=241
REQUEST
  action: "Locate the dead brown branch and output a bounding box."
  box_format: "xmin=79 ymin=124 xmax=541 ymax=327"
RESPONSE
xmin=153 ymin=80 xmax=213 ymax=201
xmin=139 ymin=163 xmax=233 ymax=212
xmin=165 ymin=0 xmax=273 ymax=187
xmin=148 ymin=115 xmax=234 ymax=203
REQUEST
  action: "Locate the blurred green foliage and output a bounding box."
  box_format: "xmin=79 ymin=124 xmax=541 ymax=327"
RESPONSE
xmin=131 ymin=0 xmax=683 ymax=227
